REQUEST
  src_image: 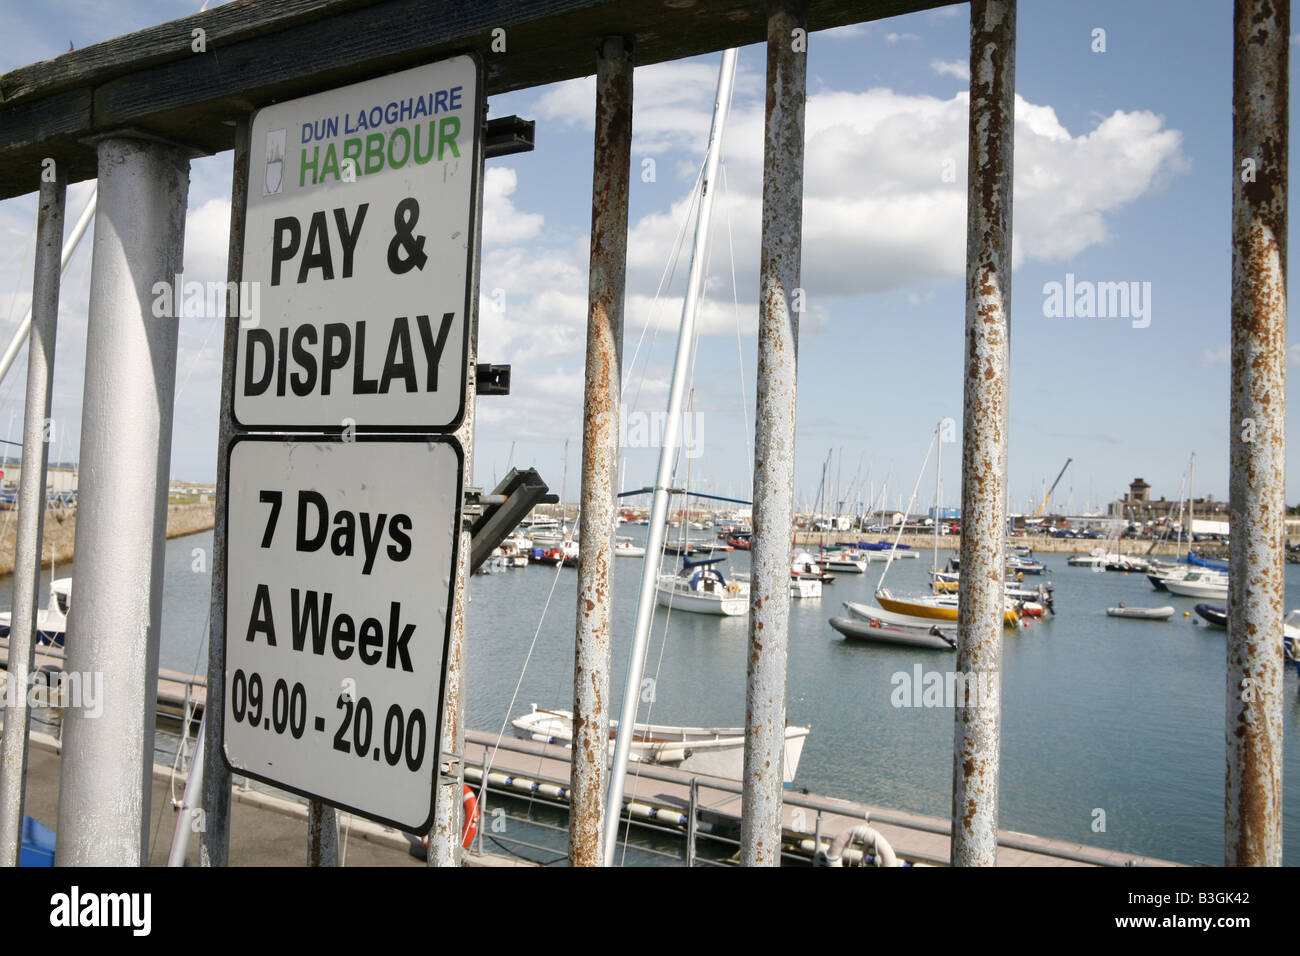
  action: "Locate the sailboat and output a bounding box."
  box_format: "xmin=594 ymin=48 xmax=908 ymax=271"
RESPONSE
xmin=656 ymin=555 xmax=749 ymax=616
xmin=863 ymin=423 xmax=1022 ymax=629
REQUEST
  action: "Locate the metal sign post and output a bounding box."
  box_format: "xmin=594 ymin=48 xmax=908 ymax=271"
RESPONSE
xmin=220 ymin=53 xmax=485 ymax=842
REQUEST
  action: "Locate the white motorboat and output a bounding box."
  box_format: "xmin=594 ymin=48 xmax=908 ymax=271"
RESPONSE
xmin=822 ymin=549 xmax=868 ymax=573
xmin=501 ymin=533 xmax=532 ymax=567
xmin=512 ymin=704 xmax=810 ymax=784
xmin=1146 ymin=563 xmax=1189 ymax=590
xmin=614 ymin=537 xmax=646 ymax=558
xmin=656 ymin=556 xmax=748 ymax=616
xmin=1067 ymin=549 xmax=1107 ymax=568
xmin=735 ymin=570 xmax=821 ymax=600
xmin=0 ymin=578 xmax=71 ymax=647
xmin=1164 ymin=570 xmax=1229 ymax=600
xmin=790 ymin=577 xmax=822 ymax=599
xmin=791 ymin=551 xmax=835 ymax=583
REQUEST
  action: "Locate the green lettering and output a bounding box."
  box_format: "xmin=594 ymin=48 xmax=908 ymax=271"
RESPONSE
xmin=365 ymin=133 xmax=386 ymax=175
xmin=438 ymin=117 xmax=461 ymax=159
xmin=388 ymin=127 xmax=411 ymax=170
xmin=319 ymin=143 xmax=340 ymax=182
xmin=413 ymin=123 xmax=435 ymax=165
xmin=342 ymin=138 xmax=362 ymax=177
xmin=299 ymin=146 xmax=320 ymax=187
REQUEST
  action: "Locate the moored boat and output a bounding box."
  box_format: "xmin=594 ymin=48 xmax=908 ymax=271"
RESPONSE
xmin=1194 ymin=603 xmax=1227 ymax=628
xmin=875 ymin=588 xmax=1020 ymax=627
xmin=0 ymin=579 xmax=71 ymax=647
xmin=822 ymin=548 xmax=869 ymax=573
xmin=1106 ymin=604 xmax=1175 ymax=620
xmin=656 ymin=556 xmax=748 ymax=616
xmin=1164 ymin=570 xmax=1229 ymax=600
xmin=614 ymin=537 xmax=646 ymax=558
xmin=829 ymin=615 xmax=956 ymax=650
xmin=511 ymin=704 xmax=811 ymax=784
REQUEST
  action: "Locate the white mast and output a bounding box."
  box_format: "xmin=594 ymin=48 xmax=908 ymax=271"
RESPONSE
xmin=602 ymin=48 xmax=738 ymax=865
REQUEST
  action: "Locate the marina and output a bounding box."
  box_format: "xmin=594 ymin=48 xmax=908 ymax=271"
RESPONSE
xmin=6 ymin=526 xmax=1297 ymax=867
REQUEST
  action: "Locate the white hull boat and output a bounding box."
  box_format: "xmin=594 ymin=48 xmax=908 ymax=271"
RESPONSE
xmin=614 ymin=538 xmax=646 ymax=558
xmin=822 ymin=551 xmax=868 ymax=573
xmin=0 ymin=579 xmax=71 ymax=647
xmin=656 ymin=556 xmax=748 ymax=615
xmin=737 ymin=570 xmax=821 ymax=599
xmin=512 ymin=705 xmax=810 ymax=784
xmin=790 ymin=577 xmax=823 ymax=599
xmin=1068 ymin=550 xmax=1107 ymax=567
xmin=1164 ymin=570 xmax=1229 ymax=600
xmin=843 ymin=599 xmax=956 ymax=631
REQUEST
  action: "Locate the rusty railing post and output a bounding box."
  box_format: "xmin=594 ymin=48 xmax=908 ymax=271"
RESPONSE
xmin=952 ymin=0 xmax=1015 ymax=868
xmin=1227 ymin=0 xmax=1287 ymax=868
xmin=308 ymin=801 xmax=339 ymax=866
xmin=570 ymin=35 xmax=633 ymax=867
xmin=741 ymin=2 xmax=807 ymax=868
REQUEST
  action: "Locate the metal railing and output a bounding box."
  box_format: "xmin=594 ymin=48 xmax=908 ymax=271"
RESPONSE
xmin=466 ymin=731 xmax=1157 ymax=867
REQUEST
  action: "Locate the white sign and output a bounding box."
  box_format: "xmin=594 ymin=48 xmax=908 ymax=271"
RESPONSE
xmin=235 ymin=55 xmax=482 ymax=431
xmin=222 ymin=438 xmax=462 ymax=831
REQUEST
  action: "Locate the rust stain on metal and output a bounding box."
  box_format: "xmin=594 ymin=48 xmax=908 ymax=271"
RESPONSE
xmin=570 ymin=35 xmax=633 ymax=868
xmin=1225 ymin=0 xmax=1286 ymax=868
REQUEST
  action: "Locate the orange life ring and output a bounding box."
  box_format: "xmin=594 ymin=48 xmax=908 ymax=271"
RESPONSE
xmin=461 ymin=784 xmax=480 ymax=849
xmin=418 ymin=784 xmax=481 ymax=852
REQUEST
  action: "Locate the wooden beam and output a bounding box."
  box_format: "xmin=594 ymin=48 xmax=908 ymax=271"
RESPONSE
xmin=0 ymin=0 xmax=956 ymax=201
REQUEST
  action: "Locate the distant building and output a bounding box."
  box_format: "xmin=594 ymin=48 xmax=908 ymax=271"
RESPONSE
xmin=0 ymin=465 xmax=78 ymax=493
xmin=1110 ymin=477 xmax=1229 ymax=522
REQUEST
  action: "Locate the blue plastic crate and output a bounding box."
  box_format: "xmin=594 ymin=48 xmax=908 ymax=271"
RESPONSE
xmin=20 ymin=816 xmax=55 ymax=867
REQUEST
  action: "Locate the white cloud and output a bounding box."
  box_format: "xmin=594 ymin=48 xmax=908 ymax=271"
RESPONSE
xmin=482 ymin=167 xmax=544 ymax=245
xmin=181 ymin=197 xmax=231 ymax=286
xmin=886 ymin=32 xmax=920 ymax=43
xmin=620 ymin=78 xmax=1187 ymax=300
xmin=532 ymin=60 xmax=762 ymax=159
xmin=820 ymin=24 xmax=868 ymax=40
xmin=931 ymin=59 xmax=970 ymax=82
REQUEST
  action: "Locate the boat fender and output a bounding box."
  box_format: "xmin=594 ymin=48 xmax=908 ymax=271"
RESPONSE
xmin=823 ymin=824 xmax=901 ymax=867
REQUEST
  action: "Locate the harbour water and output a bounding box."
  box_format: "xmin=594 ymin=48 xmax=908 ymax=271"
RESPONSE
xmin=6 ymin=528 xmax=1297 ymax=865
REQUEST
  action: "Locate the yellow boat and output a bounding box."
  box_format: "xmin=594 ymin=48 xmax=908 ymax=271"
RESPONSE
xmin=876 ymin=589 xmax=1020 ymax=627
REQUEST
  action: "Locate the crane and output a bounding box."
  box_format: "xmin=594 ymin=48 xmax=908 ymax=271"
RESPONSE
xmin=1036 ymin=458 xmax=1073 ymax=516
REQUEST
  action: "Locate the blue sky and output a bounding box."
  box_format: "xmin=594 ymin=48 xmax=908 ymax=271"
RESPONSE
xmin=0 ymin=0 xmax=1293 ymax=516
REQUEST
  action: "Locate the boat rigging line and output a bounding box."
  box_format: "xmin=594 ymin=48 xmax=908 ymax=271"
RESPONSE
xmin=875 ymin=423 xmax=938 ymax=594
